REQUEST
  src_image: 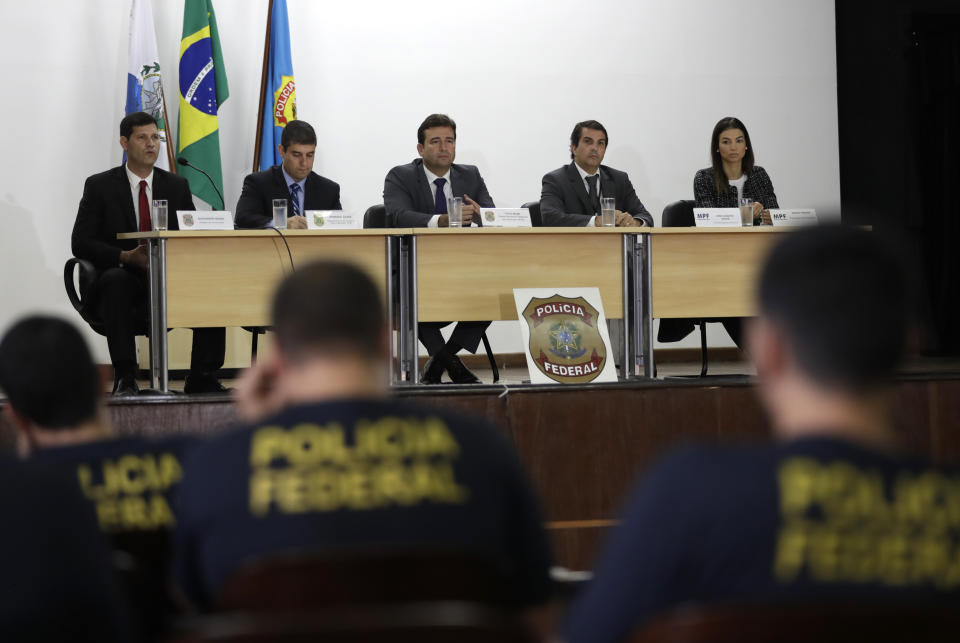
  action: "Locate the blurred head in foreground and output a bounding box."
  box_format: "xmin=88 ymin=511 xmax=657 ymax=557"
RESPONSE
xmin=0 ymin=315 xmax=108 ymax=455
xmin=234 ymin=260 xmax=388 ymax=421
xmin=748 ymin=226 xmax=912 ymax=444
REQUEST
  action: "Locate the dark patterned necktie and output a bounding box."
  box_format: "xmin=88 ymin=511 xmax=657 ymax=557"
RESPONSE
xmin=433 ymin=178 xmax=447 ymax=214
xmin=585 ymin=174 xmax=600 ymax=215
xmin=289 ymin=183 xmax=302 ymax=216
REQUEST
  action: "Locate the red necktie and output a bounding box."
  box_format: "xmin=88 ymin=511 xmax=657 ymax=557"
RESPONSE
xmin=138 ymin=180 xmax=151 ymax=232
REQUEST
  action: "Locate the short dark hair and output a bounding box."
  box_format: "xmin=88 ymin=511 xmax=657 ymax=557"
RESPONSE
xmin=271 ymin=261 xmax=384 ymax=360
xmin=417 ymin=114 xmax=457 ymax=145
xmin=280 ymin=120 xmax=317 ymax=148
xmin=710 ymin=116 xmax=755 ymax=195
xmin=0 ymin=316 xmax=101 ymax=428
xmin=758 ymin=226 xmax=912 ymax=392
xmin=570 ymin=120 xmax=608 ymax=159
xmin=120 ymin=111 xmax=157 ymax=139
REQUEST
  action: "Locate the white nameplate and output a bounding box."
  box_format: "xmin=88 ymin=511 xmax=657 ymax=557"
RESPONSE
xmin=177 ymin=210 xmax=234 ymax=230
xmin=305 ymin=210 xmax=362 ymax=230
xmin=769 ymin=208 xmax=818 ymax=227
xmin=480 ymin=207 xmax=532 ymax=228
xmin=693 ymin=208 xmax=742 ymax=227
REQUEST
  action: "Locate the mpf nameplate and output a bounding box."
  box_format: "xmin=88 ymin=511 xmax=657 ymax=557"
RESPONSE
xmin=693 ymin=208 xmax=742 ymax=227
xmin=177 ymin=211 xmax=234 ymax=230
xmin=769 ymin=209 xmax=818 ymax=227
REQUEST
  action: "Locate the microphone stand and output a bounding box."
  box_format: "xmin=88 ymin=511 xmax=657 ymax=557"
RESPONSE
xmin=177 ymin=157 xmax=225 ymax=210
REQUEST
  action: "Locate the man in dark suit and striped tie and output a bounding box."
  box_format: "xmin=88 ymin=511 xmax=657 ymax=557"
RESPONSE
xmin=234 ymin=120 xmax=342 ymax=230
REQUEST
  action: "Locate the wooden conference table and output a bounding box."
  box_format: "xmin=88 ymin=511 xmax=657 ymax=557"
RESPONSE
xmin=635 ymin=227 xmax=795 ymax=376
xmin=121 ymin=226 xmax=796 ymax=390
xmin=406 ymin=228 xmax=636 ymax=383
xmin=119 ymin=227 xmax=639 ymax=391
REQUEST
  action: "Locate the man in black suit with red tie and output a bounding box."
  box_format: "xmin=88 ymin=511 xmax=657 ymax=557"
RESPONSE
xmin=71 ymin=111 xmax=226 ymax=396
xmin=234 ymin=120 xmax=342 ymax=229
xmin=383 ymin=114 xmax=494 ymax=384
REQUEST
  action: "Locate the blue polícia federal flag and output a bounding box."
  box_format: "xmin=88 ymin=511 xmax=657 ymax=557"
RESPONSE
xmin=257 ymin=0 xmax=297 ymax=171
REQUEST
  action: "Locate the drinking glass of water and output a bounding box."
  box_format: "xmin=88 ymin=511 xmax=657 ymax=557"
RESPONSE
xmin=601 ymin=197 xmax=616 ymax=227
xmin=272 ymin=199 xmax=288 ymax=229
xmin=151 ymin=199 xmax=168 ymax=231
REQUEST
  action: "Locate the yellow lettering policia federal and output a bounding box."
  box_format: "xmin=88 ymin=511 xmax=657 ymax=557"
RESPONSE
xmin=774 ymin=457 xmax=960 ymax=589
xmin=76 ymin=452 xmax=183 ymax=531
xmin=247 ymin=417 xmax=469 ymax=517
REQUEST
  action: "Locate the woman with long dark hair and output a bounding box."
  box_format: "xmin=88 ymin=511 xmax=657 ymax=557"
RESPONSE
xmin=693 ymin=117 xmax=778 ymax=224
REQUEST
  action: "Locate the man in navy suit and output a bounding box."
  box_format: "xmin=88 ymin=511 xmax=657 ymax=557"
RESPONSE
xmin=541 ymin=120 xmax=653 ymax=227
xmin=71 ymin=111 xmax=226 ymax=396
xmin=235 ymin=120 xmax=342 ymax=229
xmin=383 ymin=114 xmax=494 ymax=384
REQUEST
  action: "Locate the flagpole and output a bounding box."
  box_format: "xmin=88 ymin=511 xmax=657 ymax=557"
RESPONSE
xmin=161 ymin=90 xmax=177 ymax=173
xmin=252 ymin=0 xmax=275 ymax=173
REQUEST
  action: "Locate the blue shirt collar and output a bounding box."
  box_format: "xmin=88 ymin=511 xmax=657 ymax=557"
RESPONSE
xmin=280 ymin=166 xmax=307 ymax=192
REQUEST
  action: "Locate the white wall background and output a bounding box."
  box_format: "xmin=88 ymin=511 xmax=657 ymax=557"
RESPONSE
xmin=0 ymin=0 xmax=839 ymax=363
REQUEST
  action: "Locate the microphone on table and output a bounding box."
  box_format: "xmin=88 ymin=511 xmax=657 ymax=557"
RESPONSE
xmin=177 ymin=157 xmax=225 ymax=210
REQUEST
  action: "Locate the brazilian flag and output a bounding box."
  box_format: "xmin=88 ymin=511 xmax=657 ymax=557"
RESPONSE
xmin=177 ymin=0 xmax=229 ymax=208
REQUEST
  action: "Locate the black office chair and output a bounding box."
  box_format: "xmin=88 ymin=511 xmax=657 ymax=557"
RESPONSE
xmin=364 ymin=204 xmax=499 ymax=383
xmin=660 ymin=199 xmax=696 ymax=227
xmin=64 ymin=257 xmax=147 ymax=338
xmin=172 ymin=604 xmax=533 ymax=643
xmin=520 ymin=201 xmax=542 ymax=227
xmin=363 ymin=203 xmax=389 ymax=228
xmin=632 ymin=602 xmax=960 ymax=643
xmin=216 ymin=548 xmax=514 ymax=610
xmin=657 ymin=200 xmax=711 ymax=376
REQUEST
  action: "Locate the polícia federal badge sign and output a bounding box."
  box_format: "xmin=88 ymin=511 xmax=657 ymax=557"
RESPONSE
xmin=273 ymin=75 xmax=297 ymax=126
xmin=521 ymin=295 xmax=606 ymax=383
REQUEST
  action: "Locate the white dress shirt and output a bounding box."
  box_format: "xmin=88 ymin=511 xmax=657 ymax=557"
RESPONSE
xmin=124 ymin=164 xmax=154 ymax=229
xmin=574 ymin=162 xmax=601 ymax=227
xmin=729 ymin=174 xmax=748 ymax=200
xmin=422 ymin=165 xmax=458 ymax=228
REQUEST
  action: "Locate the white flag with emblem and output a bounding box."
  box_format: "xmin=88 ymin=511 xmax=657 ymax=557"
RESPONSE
xmin=125 ymin=0 xmax=173 ymax=170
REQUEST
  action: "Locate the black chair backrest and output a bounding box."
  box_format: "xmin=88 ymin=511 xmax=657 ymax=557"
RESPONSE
xmin=632 ymin=602 xmax=960 ymax=643
xmin=110 ymin=530 xmax=179 ymax=641
xmin=217 ymin=549 xmax=512 ymax=611
xmin=171 ymin=603 xmax=535 ymax=643
xmin=64 ymin=258 xmax=149 ymax=337
xmin=661 ymin=200 xmax=696 ymax=227
xmin=520 ymin=201 xmax=542 ymax=227
xmin=64 ymin=257 xmax=105 ymax=334
xmin=363 ymin=204 xmax=388 ymax=229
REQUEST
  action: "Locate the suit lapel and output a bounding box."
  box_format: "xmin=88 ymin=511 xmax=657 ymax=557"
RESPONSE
xmin=566 ymin=162 xmax=594 ymax=215
xmin=450 ymin=164 xmax=467 ymax=198
xmin=115 ymin=166 xmax=138 ymax=231
xmin=303 ymin=172 xmax=318 ymax=210
xmin=273 ymin=166 xmax=292 ymax=200
xmin=415 ymin=160 xmax=435 ymax=213
xmin=599 ymin=166 xmax=617 ymax=200
xmin=151 ymin=168 xmax=165 ymax=199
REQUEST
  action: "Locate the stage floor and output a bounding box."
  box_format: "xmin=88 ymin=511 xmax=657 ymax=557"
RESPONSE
xmin=117 ymin=358 xmax=758 ymax=393
xmin=111 ymin=352 xmax=960 ymax=394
